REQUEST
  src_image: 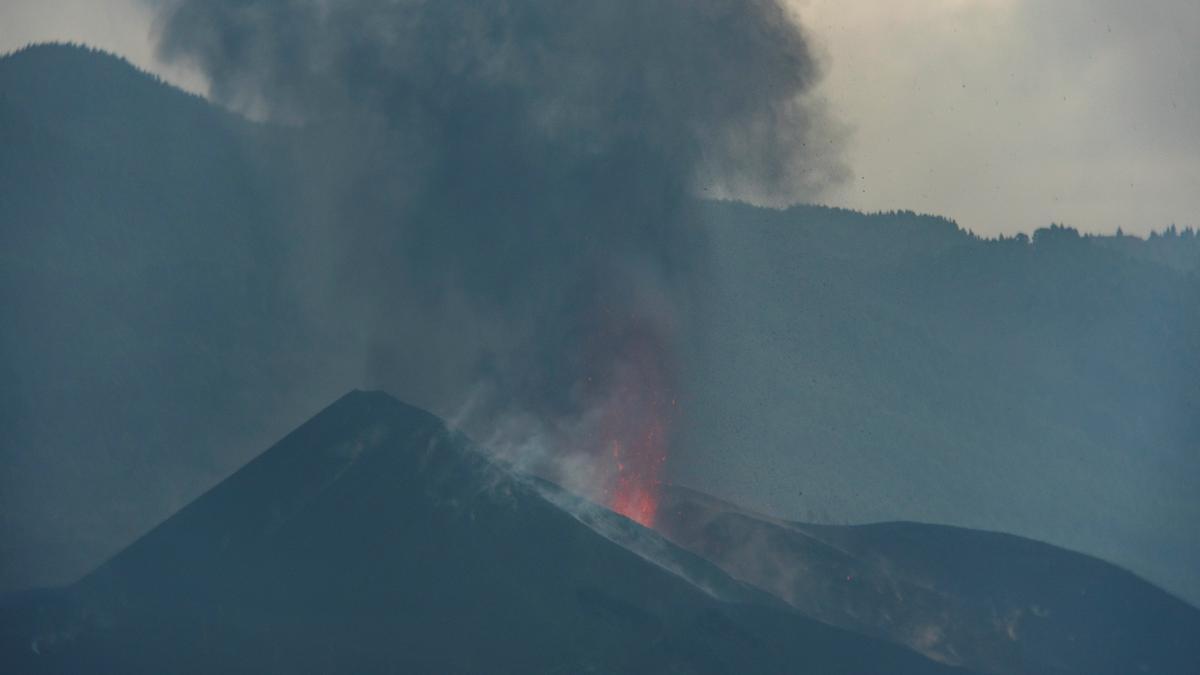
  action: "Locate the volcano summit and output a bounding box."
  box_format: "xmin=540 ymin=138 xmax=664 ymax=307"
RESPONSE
xmin=1 ymin=391 xmax=977 ymax=674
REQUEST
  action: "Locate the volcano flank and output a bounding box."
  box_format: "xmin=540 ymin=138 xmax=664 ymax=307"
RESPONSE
xmin=0 ymin=391 xmax=976 ymax=674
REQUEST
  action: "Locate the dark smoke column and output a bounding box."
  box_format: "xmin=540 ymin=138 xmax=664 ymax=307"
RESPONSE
xmin=155 ymin=0 xmax=845 ymax=521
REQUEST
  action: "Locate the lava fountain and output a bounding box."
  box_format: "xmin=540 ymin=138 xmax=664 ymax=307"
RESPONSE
xmin=590 ymin=313 xmax=676 ymax=528
xmin=473 ymin=297 xmax=680 ymax=530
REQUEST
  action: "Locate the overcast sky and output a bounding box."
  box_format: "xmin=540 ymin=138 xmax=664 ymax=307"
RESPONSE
xmin=2 ymin=0 xmax=1196 ymax=236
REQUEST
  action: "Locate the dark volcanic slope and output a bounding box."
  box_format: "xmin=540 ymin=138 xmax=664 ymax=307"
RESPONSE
xmin=0 ymin=391 xmax=974 ymax=674
xmin=656 ymin=485 xmax=1200 ymax=675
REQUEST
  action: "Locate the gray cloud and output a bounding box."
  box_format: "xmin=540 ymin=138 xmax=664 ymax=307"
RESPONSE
xmin=797 ymin=0 xmax=1200 ymax=236
xmin=1020 ymin=0 xmax=1199 ymax=157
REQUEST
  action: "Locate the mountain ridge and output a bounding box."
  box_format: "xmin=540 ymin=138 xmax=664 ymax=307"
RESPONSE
xmin=655 ymin=484 xmax=1200 ymax=675
xmin=2 ymin=389 xmax=978 ymax=674
xmin=5 ymin=389 xmax=1196 ymax=673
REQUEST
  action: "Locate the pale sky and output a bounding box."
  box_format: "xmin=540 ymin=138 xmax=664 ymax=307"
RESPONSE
xmin=2 ymin=0 xmax=1196 ymax=236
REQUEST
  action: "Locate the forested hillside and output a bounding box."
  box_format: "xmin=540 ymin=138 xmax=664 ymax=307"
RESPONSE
xmin=683 ymin=202 xmax=1199 ymax=602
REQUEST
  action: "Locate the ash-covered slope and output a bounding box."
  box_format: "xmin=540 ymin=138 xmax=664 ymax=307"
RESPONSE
xmin=0 ymin=391 xmax=974 ymax=674
xmin=656 ymin=485 xmax=1200 ymax=675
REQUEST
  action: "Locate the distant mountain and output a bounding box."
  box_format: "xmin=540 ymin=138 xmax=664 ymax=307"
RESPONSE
xmin=0 ymin=391 xmax=976 ymax=674
xmin=2 ymin=43 xmax=1197 ymax=610
xmin=0 ymin=44 xmax=321 ymax=592
xmin=655 ymin=485 xmax=1200 ymax=675
xmin=683 ymin=202 xmax=1200 ymax=603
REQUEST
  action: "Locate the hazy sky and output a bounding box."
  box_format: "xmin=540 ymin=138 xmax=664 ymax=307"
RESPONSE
xmin=1 ymin=0 xmax=1196 ymax=236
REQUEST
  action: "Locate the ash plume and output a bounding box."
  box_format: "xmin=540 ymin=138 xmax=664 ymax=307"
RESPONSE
xmin=153 ymin=0 xmax=846 ymax=517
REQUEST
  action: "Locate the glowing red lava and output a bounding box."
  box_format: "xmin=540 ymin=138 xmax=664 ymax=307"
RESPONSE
xmin=595 ymin=323 xmax=674 ymax=528
xmin=609 ymin=427 xmax=666 ymax=527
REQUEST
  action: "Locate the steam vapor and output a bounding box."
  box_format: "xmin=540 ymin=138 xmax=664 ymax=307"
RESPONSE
xmin=154 ymin=0 xmax=845 ymax=522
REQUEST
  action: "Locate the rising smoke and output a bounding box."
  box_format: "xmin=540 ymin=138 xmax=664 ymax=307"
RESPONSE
xmin=153 ymin=0 xmax=846 ymax=521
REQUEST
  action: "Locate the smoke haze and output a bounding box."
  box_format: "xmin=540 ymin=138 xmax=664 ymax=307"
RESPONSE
xmin=150 ymin=0 xmax=846 ymax=513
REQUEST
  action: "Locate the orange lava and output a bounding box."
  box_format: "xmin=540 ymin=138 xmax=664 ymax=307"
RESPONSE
xmin=596 ymin=326 xmax=673 ymax=528
xmin=611 ymin=481 xmax=659 ymax=527
xmin=610 ymin=435 xmax=665 ymax=527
